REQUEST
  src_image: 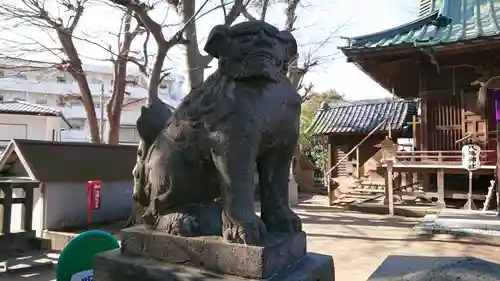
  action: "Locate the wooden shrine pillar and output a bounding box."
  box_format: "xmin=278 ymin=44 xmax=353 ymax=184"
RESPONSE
xmin=436 ymin=168 xmax=445 ymax=209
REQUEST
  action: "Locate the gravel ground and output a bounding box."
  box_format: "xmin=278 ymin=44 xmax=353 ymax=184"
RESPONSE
xmin=3 ymin=203 xmax=500 ymax=281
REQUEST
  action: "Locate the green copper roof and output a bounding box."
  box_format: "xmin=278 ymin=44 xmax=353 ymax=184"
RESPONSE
xmin=343 ymin=0 xmax=500 ymax=50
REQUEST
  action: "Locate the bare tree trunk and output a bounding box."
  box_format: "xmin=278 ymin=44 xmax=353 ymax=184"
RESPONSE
xmin=283 ymin=0 xmax=303 ymax=91
xmin=110 ymin=0 xmax=198 ymax=106
xmin=172 ymin=0 xmax=244 ymax=88
xmin=56 ymin=29 xmax=101 ymax=143
xmin=107 ymin=10 xmax=141 ymax=144
xmin=148 ymin=47 xmax=168 ymax=105
xmin=178 ymin=0 xmax=206 ymax=89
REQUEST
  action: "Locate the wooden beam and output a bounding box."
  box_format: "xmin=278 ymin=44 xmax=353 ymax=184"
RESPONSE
xmin=23 ymin=186 xmax=34 ymax=231
xmin=1 ymin=185 xmax=12 ymax=234
xmin=355 ymin=146 xmax=361 ymax=178
xmin=436 ymin=168 xmax=445 ymax=208
xmin=387 ymin=162 xmax=395 ymax=216
xmin=0 ymin=198 xmax=24 ymax=204
xmin=327 ymin=142 xmax=334 ymax=206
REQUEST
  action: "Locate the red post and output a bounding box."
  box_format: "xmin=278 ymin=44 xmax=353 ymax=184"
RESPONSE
xmin=87 ymin=180 xmax=102 ymax=230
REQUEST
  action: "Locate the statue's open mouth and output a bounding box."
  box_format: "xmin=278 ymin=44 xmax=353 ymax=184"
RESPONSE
xmin=231 ymin=52 xmax=280 ymax=82
xmin=246 ymin=51 xmax=275 ymax=61
xmin=232 ymin=72 xmax=276 ymax=82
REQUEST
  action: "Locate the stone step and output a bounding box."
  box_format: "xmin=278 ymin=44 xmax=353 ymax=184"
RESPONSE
xmin=94 ymin=249 xmax=334 ymax=281
xmin=0 ymin=250 xmax=59 ymax=275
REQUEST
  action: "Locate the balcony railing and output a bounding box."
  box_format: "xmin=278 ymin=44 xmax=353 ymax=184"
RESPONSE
xmin=60 ymin=129 xmax=88 ymax=142
xmin=392 ymin=150 xmax=497 ymax=168
xmin=61 ymin=106 xmax=140 ymax=125
xmin=0 ymin=77 xmax=185 ymax=101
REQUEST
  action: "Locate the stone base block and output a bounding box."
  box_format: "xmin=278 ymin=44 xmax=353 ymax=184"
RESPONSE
xmin=120 ymin=226 xmax=307 ymax=279
xmin=94 ymin=249 xmax=334 ymax=281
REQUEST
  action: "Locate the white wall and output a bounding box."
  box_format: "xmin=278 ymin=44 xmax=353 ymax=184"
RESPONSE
xmin=9 ymin=180 xmax=132 ymax=235
xmin=0 ymin=114 xmax=68 ymax=146
xmin=42 ymin=181 xmax=133 ymax=231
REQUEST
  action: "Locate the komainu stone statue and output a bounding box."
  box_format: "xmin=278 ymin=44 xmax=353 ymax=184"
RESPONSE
xmin=132 ymin=21 xmax=302 ymax=246
xmin=94 ymin=21 xmax=334 ymax=281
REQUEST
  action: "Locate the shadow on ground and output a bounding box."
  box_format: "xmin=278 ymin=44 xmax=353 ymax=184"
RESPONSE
xmin=295 ymin=204 xmax=500 ymax=246
xmin=367 ymin=255 xmax=500 ymax=281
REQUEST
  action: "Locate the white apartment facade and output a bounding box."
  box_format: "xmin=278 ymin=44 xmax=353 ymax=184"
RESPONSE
xmin=0 ymin=60 xmax=184 ymax=144
xmin=0 ymin=100 xmax=71 ymax=148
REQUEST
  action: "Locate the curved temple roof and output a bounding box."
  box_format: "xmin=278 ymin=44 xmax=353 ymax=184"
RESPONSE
xmin=342 ymin=0 xmax=500 ymax=51
xmin=308 ymin=99 xmax=417 ymax=136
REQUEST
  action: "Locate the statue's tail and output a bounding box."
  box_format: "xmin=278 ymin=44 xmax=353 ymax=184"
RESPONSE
xmin=136 ymin=96 xmax=173 ymax=145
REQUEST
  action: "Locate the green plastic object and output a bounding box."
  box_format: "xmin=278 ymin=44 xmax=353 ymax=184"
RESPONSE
xmin=56 ymin=230 xmax=120 ymax=281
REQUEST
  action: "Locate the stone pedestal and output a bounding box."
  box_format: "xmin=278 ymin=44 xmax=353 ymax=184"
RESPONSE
xmin=93 ymin=226 xmax=334 ymax=281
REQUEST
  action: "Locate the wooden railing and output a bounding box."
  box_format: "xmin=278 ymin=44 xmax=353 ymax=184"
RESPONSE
xmin=0 ymin=182 xmax=36 ymax=235
xmin=395 ymin=150 xmax=496 ymax=166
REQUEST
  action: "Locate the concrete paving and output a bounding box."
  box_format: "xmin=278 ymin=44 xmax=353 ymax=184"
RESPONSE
xmin=3 ymin=203 xmax=500 ymax=281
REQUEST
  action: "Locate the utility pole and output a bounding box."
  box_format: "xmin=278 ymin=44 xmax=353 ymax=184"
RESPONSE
xmin=100 ymin=82 xmax=105 ymax=143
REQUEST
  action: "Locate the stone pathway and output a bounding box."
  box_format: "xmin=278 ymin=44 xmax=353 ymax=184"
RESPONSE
xmin=3 ymin=204 xmax=500 ymax=281
xmin=296 ymin=204 xmax=500 ymax=281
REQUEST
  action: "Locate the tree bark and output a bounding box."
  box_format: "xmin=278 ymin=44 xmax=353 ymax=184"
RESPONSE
xmin=107 ymin=11 xmax=139 ymax=145
xmin=178 ymin=0 xmax=206 ymax=90
xmin=174 ymin=0 xmax=244 ymax=88
xmin=147 ymin=47 xmax=168 ymax=105
xmin=56 ymin=29 xmax=100 ymax=143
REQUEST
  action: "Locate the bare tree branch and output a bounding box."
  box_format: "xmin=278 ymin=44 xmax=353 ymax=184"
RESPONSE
xmin=241 ymin=5 xmax=256 ymax=20
xmin=107 ymin=7 xmax=143 ymax=144
xmin=172 ymin=0 xmax=246 ymax=90
xmin=259 ymin=0 xmax=269 ymax=21
xmin=108 ymin=0 xmax=215 ymax=105
xmin=220 ymin=0 xmax=228 ymax=23
xmin=0 ymin=0 xmax=102 ymax=143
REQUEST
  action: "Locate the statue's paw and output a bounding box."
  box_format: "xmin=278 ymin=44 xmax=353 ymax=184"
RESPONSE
xmin=142 ymin=208 xmax=158 ymax=229
xmin=262 ymin=207 xmax=302 ymax=234
xmin=132 ymin=189 xmax=150 ymax=207
xmin=222 ymin=211 xmax=266 ymax=245
xmin=156 ymin=212 xmax=199 ymax=236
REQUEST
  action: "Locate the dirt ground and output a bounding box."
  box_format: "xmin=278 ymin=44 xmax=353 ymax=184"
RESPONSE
xmin=4 ymin=203 xmax=500 ymax=281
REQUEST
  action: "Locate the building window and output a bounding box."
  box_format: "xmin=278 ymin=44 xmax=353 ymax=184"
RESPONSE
xmin=119 ymin=126 xmax=140 ymax=143
xmin=91 ymin=77 xmax=103 ymax=84
xmin=56 ymin=76 xmax=67 ymax=83
xmin=0 ymin=70 xmax=4 ymax=77
xmin=126 ymin=77 xmax=138 ymax=86
xmin=0 ymin=95 xmax=3 ymax=101
xmin=159 ymin=79 xmax=171 ymax=90
xmin=36 ymin=99 xmax=48 ymax=105
xmin=69 ymin=119 xmax=85 ymax=130
xmin=14 ymin=97 xmax=26 ymax=101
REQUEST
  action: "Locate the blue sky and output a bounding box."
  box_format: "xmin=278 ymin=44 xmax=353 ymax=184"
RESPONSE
xmin=309 ymin=0 xmax=420 ymax=99
xmin=0 ymin=0 xmax=421 ymax=100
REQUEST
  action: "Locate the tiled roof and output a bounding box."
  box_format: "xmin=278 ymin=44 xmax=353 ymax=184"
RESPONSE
xmin=0 ymin=100 xmax=63 ymax=116
xmin=309 ymin=99 xmax=417 ymax=135
xmin=342 ymin=0 xmax=500 ymax=50
xmin=0 ymin=139 xmax=138 ymax=182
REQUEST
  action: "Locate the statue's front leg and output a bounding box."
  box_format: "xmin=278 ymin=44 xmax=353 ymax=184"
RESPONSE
xmin=209 ymin=125 xmax=266 ymax=245
xmin=257 ymin=140 xmax=302 ymax=234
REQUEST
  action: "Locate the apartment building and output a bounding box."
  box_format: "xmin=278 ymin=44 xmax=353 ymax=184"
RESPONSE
xmin=0 ymin=60 xmax=184 ymax=144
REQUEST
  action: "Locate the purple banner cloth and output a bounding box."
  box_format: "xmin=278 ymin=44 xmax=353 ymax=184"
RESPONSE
xmin=494 ymin=90 xmax=500 ymax=122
